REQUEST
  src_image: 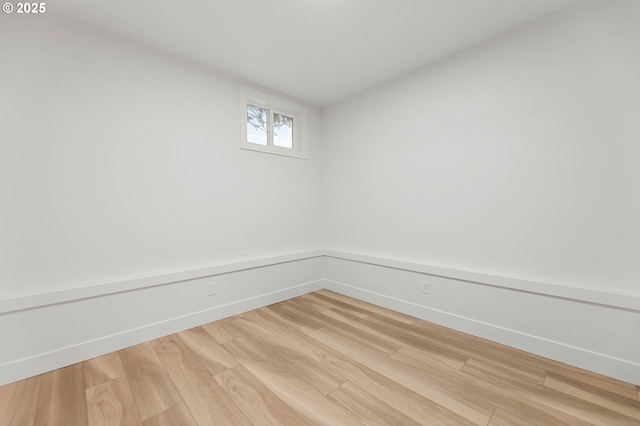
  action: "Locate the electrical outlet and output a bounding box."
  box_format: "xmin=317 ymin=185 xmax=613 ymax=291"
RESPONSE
xmin=422 ymin=280 xmax=430 ymax=294
xmin=208 ymin=282 xmax=216 ymax=296
xmin=239 ymin=243 xmax=249 ymax=256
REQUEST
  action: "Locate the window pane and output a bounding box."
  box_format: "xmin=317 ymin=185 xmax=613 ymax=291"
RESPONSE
xmin=247 ymin=104 xmax=268 ymax=145
xmin=273 ymin=112 xmax=293 ymax=149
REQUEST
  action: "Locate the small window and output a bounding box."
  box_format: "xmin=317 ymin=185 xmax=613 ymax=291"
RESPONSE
xmin=273 ymin=112 xmax=293 ymax=148
xmin=240 ymin=86 xmax=308 ymax=159
xmin=246 ymin=104 xmax=268 ymax=146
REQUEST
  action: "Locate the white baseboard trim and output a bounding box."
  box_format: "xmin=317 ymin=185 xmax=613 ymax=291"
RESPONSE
xmin=3 ymin=248 xmax=638 ymax=387
xmin=0 ymin=279 xmax=323 ymax=387
xmin=324 ymin=278 xmax=640 ymax=386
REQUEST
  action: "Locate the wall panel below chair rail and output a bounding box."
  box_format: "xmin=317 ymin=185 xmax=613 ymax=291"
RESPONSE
xmin=2 ymin=249 xmax=639 ymax=387
xmin=322 ymin=251 xmax=640 ymax=386
xmin=0 ymin=253 xmax=324 ymax=386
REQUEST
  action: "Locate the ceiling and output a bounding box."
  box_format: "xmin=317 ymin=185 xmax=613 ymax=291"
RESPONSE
xmin=54 ymin=0 xmax=582 ymax=106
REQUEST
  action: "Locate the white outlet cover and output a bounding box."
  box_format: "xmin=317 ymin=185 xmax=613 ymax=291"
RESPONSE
xmin=208 ymin=282 xmax=216 ymax=296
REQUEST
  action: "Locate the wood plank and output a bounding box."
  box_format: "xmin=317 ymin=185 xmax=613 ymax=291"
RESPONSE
xmin=309 ymin=326 xmax=496 ymax=425
xmin=539 ymin=362 xmax=640 ymax=402
xmin=390 ymin=340 xmax=589 ymax=425
xmin=361 ymin=313 xmax=483 ymax=369
xmin=201 ymin=318 xmax=241 ymax=344
xmin=407 ymin=347 xmax=625 ymax=426
xmin=408 ymin=315 xmax=550 ymax=366
xmin=349 ymin=315 xmax=589 ymax=425
xmin=310 ymin=347 xmax=475 ymax=425
xmin=178 ymin=326 xmax=238 ymax=376
xmin=0 ymin=375 xmax=41 ymax=426
xmin=267 ymin=302 xmax=326 ymax=334
xmin=444 ymin=357 xmax=637 ymax=426
xmin=302 ymin=292 xmax=371 ymax=318
xmin=84 ymin=351 xmax=126 ymax=389
xmin=151 ymin=334 xmax=251 ymax=426
xmin=86 ymin=375 xmax=142 ymax=426
xmin=329 ymin=381 xmax=421 ymax=426
xmin=223 ymin=336 xmax=363 ymax=425
xmin=394 ymin=340 xmax=580 ymax=426
xmin=395 ymin=342 xmax=469 ymax=371
xmin=410 ymin=315 xmax=639 ymax=400
xmin=544 ymin=372 xmax=640 ymax=421
xmin=142 ymin=403 xmax=197 ymax=426
xmin=229 ymin=316 xmax=346 ymax=395
xmin=119 ymin=342 xmax=182 ymax=421
xmin=488 ymin=408 xmax=538 ymax=426
xmin=320 ymin=307 xmax=410 ymax=348
xmin=322 ymin=306 xmax=474 ymax=373
xmin=515 ymin=352 xmax=637 ymax=401
xmin=35 ymin=363 xmax=88 ymax=425
xmin=381 ymin=313 xmax=568 ymax=386
xmin=293 ymin=293 xmax=341 ymax=312
xmin=315 ymin=289 xmax=416 ymax=324
xmin=460 ymin=357 xmax=546 ymax=390
xmin=243 ymin=307 xmax=323 ymax=354
xmin=215 ymin=363 xmax=307 ymax=426
xmin=517 ymin=383 xmax=639 ymax=426
xmin=282 ymin=301 xmax=402 ymax=356
xmin=338 ymin=311 xmax=468 ymax=370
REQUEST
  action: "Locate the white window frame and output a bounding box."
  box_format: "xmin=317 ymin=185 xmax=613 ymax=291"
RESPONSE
xmin=240 ymin=86 xmax=309 ymax=159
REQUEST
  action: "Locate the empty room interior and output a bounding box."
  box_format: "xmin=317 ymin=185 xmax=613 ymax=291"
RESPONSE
xmin=1 ymin=0 xmax=640 ymax=424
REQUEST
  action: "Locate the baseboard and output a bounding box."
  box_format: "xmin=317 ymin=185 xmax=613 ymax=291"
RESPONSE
xmin=3 ymin=250 xmax=639 ymax=387
xmin=0 ymin=256 xmax=323 ymax=387
xmin=322 ymin=256 xmax=640 ymax=386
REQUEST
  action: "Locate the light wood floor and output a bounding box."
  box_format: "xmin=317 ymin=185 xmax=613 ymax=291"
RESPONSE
xmin=1 ymin=290 xmax=639 ymax=425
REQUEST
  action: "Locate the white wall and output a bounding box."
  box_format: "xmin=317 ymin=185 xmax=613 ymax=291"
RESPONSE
xmin=0 ymin=14 xmax=325 ymax=386
xmin=321 ymin=0 xmax=640 ymax=384
xmin=0 ymin=14 xmax=323 ymax=298
xmin=2 ymin=0 xmax=640 ymax=386
xmin=323 ymin=0 xmax=640 ymax=293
